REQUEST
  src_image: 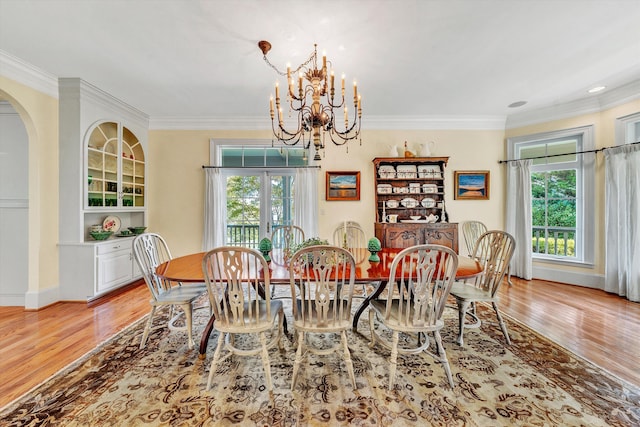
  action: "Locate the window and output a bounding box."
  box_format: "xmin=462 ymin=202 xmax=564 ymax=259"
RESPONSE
xmin=211 ymin=141 xmax=309 ymax=247
xmin=508 ymin=126 xmax=594 ymax=265
xmin=616 ymin=112 xmax=640 ymax=145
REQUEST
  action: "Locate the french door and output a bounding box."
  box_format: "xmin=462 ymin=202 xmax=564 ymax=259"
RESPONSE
xmin=224 ymin=170 xmax=295 ymax=248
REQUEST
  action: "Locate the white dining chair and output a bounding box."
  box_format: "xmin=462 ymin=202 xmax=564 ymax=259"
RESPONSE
xmin=202 ymin=246 xmax=284 ymax=392
xmin=288 ymin=245 xmax=357 ymax=390
xmin=368 ymin=244 xmax=459 ymax=389
xmin=449 ymin=230 xmax=516 ymax=347
xmin=133 ymin=233 xmax=208 ymax=349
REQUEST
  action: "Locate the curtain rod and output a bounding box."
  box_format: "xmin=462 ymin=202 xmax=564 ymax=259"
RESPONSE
xmin=498 ymin=140 xmax=640 ymax=164
xmin=202 ymin=165 xmax=321 ymax=169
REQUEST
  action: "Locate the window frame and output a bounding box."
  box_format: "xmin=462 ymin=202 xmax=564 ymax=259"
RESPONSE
xmin=616 ymin=112 xmax=640 ymax=145
xmin=507 ymin=126 xmax=595 ymax=267
xmin=209 ymin=139 xmax=311 ymax=246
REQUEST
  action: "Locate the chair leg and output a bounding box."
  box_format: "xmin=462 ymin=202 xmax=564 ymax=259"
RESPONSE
xmin=259 ymin=331 xmax=273 ymax=392
xmin=140 ymin=306 xmax=157 ymax=349
xmin=456 ymin=300 xmax=471 ymax=347
xmin=433 ymin=330 xmax=454 ymax=388
xmin=182 ymin=303 xmax=194 ymax=349
xmin=207 ymin=332 xmax=225 ymax=390
xmin=341 ymin=330 xmax=356 ymax=388
xmin=507 ymin=266 xmax=514 ymax=286
xmin=291 ymin=331 xmax=304 ymax=390
xmin=368 ymin=309 xmax=378 ymax=349
xmin=277 ymin=308 xmax=284 ymax=351
xmin=388 ymin=331 xmax=400 ymax=391
xmin=492 ymin=302 xmax=511 ymax=345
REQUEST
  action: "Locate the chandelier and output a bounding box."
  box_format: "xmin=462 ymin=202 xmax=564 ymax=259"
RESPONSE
xmin=259 ymin=40 xmax=362 ymax=161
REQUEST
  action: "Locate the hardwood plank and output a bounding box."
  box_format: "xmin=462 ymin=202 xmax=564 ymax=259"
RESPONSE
xmin=0 ymin=278 xmax=638 ymax=409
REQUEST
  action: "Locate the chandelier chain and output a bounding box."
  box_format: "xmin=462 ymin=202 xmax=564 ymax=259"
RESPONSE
xmin=262 ymin=48 xmax=318 ymax=77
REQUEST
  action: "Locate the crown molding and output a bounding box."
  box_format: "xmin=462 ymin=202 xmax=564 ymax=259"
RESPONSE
xmin=505 ymin=79 xmax=640 ymax=129
xmin=362 ymin=115 xmax=506 ymax=130
xmin=0 ymin=49 xmax=58 ymax=99
xmin=58 ymin=78 xmax=149 ymax=130
xmin=149 ymin=116 xmax=271 ymax=130
xmin=149 ymin=115 xmax=507 ymax=131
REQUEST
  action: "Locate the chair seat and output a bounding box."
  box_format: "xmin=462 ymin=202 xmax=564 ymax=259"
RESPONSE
xmin=370 ymin=299 xmax=444 ymax=331
xmin=293 ymin=299 xmax=351 ymax=331
xmin=155 ymin=284 xmax=207 ymax=304
xmin=214 ymin=300 xmax=283 ymax=333
xmin=449 ymin=281 xmax=495 ymax=302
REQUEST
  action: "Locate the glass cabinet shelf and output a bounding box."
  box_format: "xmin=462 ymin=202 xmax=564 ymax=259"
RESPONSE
xmin=86 ymin=121 xmax=145 ymax=209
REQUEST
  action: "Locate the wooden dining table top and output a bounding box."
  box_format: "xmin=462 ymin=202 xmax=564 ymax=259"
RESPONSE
xmin=156 ymin=247 xmax=482 ymax=283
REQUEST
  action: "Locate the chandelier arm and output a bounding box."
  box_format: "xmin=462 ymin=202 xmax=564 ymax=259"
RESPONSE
xmin=326 ymin=125 xmax=361 ymax=145
xmin=271 ymin=119 xmax=303 ymax=142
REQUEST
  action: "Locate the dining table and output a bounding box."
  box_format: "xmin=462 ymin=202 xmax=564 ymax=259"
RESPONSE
xmin=155 ymin=247 xmax=483 ymax=358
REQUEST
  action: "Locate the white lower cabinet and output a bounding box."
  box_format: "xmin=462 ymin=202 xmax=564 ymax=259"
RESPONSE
xmin=59 ymin=237 xmax=141 ymax=301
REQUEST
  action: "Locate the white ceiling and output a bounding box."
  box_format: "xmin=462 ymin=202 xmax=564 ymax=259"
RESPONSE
xmin=1 ymin=0 xmax=639 ymax=127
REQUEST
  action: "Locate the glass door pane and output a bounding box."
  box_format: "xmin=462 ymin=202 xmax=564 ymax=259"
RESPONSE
xmin=224 ymin=171 xmax=295 ymax=248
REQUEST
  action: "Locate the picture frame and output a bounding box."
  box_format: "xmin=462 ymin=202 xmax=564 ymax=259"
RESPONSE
xmin=326 ymin=171 xmax=361 ymax=201
xmin=454 ymin=170 xmax=490 ymax=200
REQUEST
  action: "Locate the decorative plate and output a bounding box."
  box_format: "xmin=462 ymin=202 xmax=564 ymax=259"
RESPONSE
xmin=378 ymin=165 xmax=395 ymax=178
xmin=401 ymin=197 xmax=419 ymax=208
xmin=421 ymin=198 xmax=436 ymax=208
xmin=377 ymin=184 xmax=393 ymax=194
xmin=386 ymin=199 xmax=399 ymax=208
xmin=396 ymin=165 xmax=417 ymax=173
xmin=103 ymin=215 xmax=121 ymax=233
xmin=422 ymin=184 xmax=438 ymax=193
xmin=418 ymin=165 xmax=441 ymax=178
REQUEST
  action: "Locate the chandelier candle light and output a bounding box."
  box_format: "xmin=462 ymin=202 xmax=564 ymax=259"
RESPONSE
xmin=259 ymin=40 xmax=362 ymax=160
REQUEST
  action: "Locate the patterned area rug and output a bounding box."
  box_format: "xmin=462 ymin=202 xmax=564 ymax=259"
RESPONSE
xmin=1 ymin=295 xmax=639 ymax=426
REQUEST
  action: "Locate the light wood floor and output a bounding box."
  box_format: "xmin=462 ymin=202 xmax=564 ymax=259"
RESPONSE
xmin=1 ymin=278 xmax=639 ymax=408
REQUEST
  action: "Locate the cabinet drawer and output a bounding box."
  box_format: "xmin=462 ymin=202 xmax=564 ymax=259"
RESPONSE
xmin=97 ymin=241 xmax=130 ymax=255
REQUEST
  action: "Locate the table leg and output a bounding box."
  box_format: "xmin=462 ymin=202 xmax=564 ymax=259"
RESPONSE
xmin=352 ymin=280 xmax=384 ymax=331
xmin=199 ymin=314 xmax=215 ymax=359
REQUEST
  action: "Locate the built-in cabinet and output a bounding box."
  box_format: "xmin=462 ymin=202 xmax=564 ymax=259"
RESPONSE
xmin=87 ymin=122 xmax=145 ymax=208
xmin=58 ymin=78 xmax=149 ymax=301
xmin=59 ymin=238 xmax=141 ymax=300
xmin=373 ymin=157 xmax=458 ymax=251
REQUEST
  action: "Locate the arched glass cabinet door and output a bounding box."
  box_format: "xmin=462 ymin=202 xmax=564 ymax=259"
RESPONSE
xmin=86 ymin=121 xmax=145 ymax=208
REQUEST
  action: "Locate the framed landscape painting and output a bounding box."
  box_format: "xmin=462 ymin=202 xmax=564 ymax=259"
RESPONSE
xmin=454 ymin=170 xmax=490 ymax=200
xmin=326 ymin=171 xmax=361 ymax=201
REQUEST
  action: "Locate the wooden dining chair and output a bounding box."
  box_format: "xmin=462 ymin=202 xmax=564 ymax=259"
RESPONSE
xmin=271 ymin=224 xmax=305 ymax=259
xmin=449 ymin=230 xmax=516 ymax=347
xmin=202 ymin=246 xmax=284 ymax=392
xmin=462 ymin=220 xmax=487 ymax=257
xmin=462 ymin=220 xmax=513 ymax=286
xmin=368 ymin=244 xmax=459 ymax=389
xmin=333 ymin=221 xmax=369 ymax=295
xmin=133 ymin=233 xmax=208 ymax=349
xmin=288 ymin=245 xmax=357 ymax=390
xmin=332 ymin=221 xmax=366 ymax=252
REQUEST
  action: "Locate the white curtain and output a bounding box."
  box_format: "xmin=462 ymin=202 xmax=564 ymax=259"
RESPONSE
xmin=202 ymin=168 xmax=227 ymax=251
xmin=604 ymin=144 xmax=640 ymax=302
xmin=294 ymin=167 xmax=319 ymax=238
xmin=506 ymin=159 xmax=533 ymax=280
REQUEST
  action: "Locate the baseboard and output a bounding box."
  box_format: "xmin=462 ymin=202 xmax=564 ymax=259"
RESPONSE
xmin=0 ymin=294 xmax=26 ymax=306
xmin=532 ymin=266 xmax=604 ymax=289
xmin=24 ymin=286 xmax=60 ymax=310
